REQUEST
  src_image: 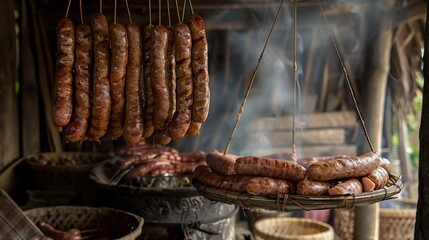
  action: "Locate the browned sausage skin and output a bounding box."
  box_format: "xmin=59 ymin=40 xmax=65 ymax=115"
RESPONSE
xmin=185 ymin=121 xmax=201 ymax=137
xmin=64 ymin=24 xmax=92 ymax=142
xmin=86 ymin=14 xmax=111 ymax=141
xmin=167 ymin=23 xmax=193 ymax=139
xmin=328 ymin=178 xmax=363 ymax=195
xmin=166 ymin=26 xmax=176 ymax=123
xmin=188 ymin=14 xmax=210 ymax=123
xmin=205 ymin=151 xmax=238 ymax=176
xmin=307 ymin=152 xmax=381 ymax=181
xmin=235 ymin=156 xmax=307 ymax=182
xmin=362 ymin=166 xmax=389 ymax=192
xmin=123 ymin=23 xmax=144 ymax=145
xmin=246 ymin=177 xmax=294 ymax=196
xmin=142 ymin=25 xmax=155 ymax=138
xmin=150 ymin=25 xmax=172 ymax=130
xmin=296 ymin=179 xmax=332 ymax=196
xmin=194 ymin=165 xmax=250 ymax=192
xmin=53 ymin=17 xmax=75 ymax=130
xmin=107 ymin=23 xmax=128 ymax=139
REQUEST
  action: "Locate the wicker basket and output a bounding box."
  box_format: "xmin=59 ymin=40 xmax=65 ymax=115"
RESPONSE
xmin=334 ymin=198 xmax=417 ymax=240
xmin=254 ymin=217 xmax=334 ymax=240
xmin=24 ymin=152 xmax=109 ymax=190
xmin=25 ymin=206 xmax=144 ymax=240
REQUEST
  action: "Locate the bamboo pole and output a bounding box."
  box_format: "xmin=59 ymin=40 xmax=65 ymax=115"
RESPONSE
xmin=415 ymin=2 xmax=429 ymax=239
xmin=353 ymin=0 xmax=395 ymax=239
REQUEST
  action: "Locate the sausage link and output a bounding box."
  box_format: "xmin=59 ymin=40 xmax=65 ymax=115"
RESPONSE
xmin=307 ymin=152 xmax=381 ymax=181
xmin=52 ymin=17 xmax=75 ymax=130
xmin=152 ymin=130 xmax=172 ymax=145
xmin=188 ymin=14 xmax=210 ymax=123
xmin=235 ymin=156 xmax=307 ymax=182
xmin=296 ymin=179 xmax=332 ymax=196
xmin=150 ymin=26 xmax=171 ymax=130
xmin=328 ymin=178 xmax=363 ymax=196
xmin=107 ymin=23 xmax=128 ymax=139
xmin=142 ymin=25 xmax=155 ymax=138
xmin=86 ymin=14 xmax=111 ymax=141
xmin=167 ymin=23 xmax=193 ymax=139
xmin=246 ymin=177 xmax=294 ymax=196
xmin=362 ymin=166 xmax=389 ymax=192
xmin=120 ymin=161 xmax=170 ymax=184
xmin=194 ymin=165 xmax=250 ymax=192
xmin=297 ymin=155 xmax=347 ymax=169
xmin=179 ymin=151 xmax=207 ymax=163
xmin=123 ymin=23 xmax=144 ymax=145
xmin=205 ymin=151 xmax=238 ymax=175
xmin=185 ymin=121 xmax=201 ymax=137
xmin=380 ymin=157 xmax=392 ymax=173
xmin=166 ymin=26 xmax=176 ymax=122
xmin=64 ymin=24 xmax=92 ymax=142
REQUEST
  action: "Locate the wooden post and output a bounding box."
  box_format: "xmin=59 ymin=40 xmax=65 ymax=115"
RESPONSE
xmin=0 ymin=0 xmax=19 ymax=169
xmin=353 ymin=0 xmax=394 ymax=239
xmin=415 ymin=3 xmax=429 ymax=239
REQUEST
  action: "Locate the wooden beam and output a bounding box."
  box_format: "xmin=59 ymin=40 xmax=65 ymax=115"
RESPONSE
xmin=415 ymin=2 xmax=429 ymax=240
xmin=353 ymin=0 xmax=394 ymax=239
xmin=0 ymin=0 xmax=19 ymax=169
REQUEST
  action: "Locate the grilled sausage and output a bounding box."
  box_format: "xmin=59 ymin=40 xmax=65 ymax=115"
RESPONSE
xmin=298 ymin=155 xmax=347 ymax=169
xmin=107 ymin=23 xmax=128 ymax=139
xmin=205 ymin=151 xmax=239 ymax=175
xmin=235 ymin=156 xmax=307 ymax=182
xmin=53 ymin=17 xmax=75 ymax=130
xmin=123 ymin=23 xmax=144 ymax=145
xmin=328 ymin=178 xmax=363 ymax=196
xmin=194 ymin=165 xmax=250 ymax=192
xmin=142 ymin=25 xmax=155 ymax=138
xmin=188 ymin=14 xmax=210 ymax=123
xmin=246 ymin=177 xmax=295 ymax=196
xmin=296 ymin=179 xmax=333 ymax=196
xmin=166 ymin=26 xmax=176 ymax=122
xmin=153 ymin=130 xmax=171 ymax=145
xmin=179 ymin=151 xmax=207 ymax=163
xmin=380 ymin=157 xmax=392 ymax=173
xmin=307 ymin=152 xmax=381 ymax=181
xmin=86 ymin=14 xmax=111 ymax=141
xmin=362 ymin=166 xmax=389 ymax=192
xmin=185 ymin=121 xmax=201 ymax=137
xmin=64 ymin=24 xmax=92 ymax=142
xmin=167 ymin=23 xmax=193 ymax=139
xmin=120 ymin=161 xmax=171 ymax=184
xmin=151 ymin=26 xmax=171 ymax=130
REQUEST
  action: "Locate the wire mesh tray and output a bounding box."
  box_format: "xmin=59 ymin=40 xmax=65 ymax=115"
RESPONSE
xmin=192 ymin=175 xmax=403 ymax=212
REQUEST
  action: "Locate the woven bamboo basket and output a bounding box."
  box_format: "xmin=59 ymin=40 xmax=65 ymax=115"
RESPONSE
xmin=254 ymin=217 xmax=334 ymax=240
xmin=192 ymin=175 xmax=402 ymax=212
xmin=24 ymin=152 xmax=109 ymax=190
xmin=25 ymin=206 xmax=144 ymax=240
xmin=334 ymin=198 xmax=416 ymax=240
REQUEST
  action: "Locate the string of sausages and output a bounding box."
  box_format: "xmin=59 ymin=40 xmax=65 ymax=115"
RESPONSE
xmin=52 ymin=0 xmax=210 ymax=146
xmin=194 ymin=152 xmax=392 ymax=197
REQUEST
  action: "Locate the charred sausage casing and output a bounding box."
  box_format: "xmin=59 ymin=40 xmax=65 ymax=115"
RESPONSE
xmin=86 ymin=14 xmax=111 ymax=141
xmin=194 ymin=165 xmax=250 ymax=192
xmin=188 ymin=14 xmax=210 ymax=123
xmin=235 ymin=156 xmax=307 ymax=182
xmin=307 ymin=152 xmax=381 ymax=181
xmin=142 ymin=25 xmax=155 ymax=138
xmin=123 ymin=23 xmax=144 ymax=145
xmin=328 ymin=178 xmax=363 ymax=195
xmin=167 ymin=23 xmax=193 ymax=139
xmin=107 ymin=23 xmax=128 ymax=139
xmin=205 ymin=151 xmax=238 ymax=176
xmin=64 ymin=24 xmax=92 ymax=142
xmin=150 ymin=25 xmax=171 ymax=130
xmin=246 ymin=177 xmax=295 ymax=196
xmin=296 ymin=179 xmax=332 ymax=196
xmin=53 ymin=17 xmax=75 ymax=130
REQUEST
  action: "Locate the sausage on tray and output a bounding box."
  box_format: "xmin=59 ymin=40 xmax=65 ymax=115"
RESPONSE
xmin=246 ymin=177 xmax=295 ymax=196
xmin=142 ymin=25 xmax=155 ymax=138
xmin=298 ymin=155 xmax=347 ymax=169
xmin=167 ymin=23 xmax=193 ymax=139
xmin=307 ymin=152 xmax=381 ymax=181
xmin=362 ymin=166 xmax=390 ymax=192
xmin=205 ymin=151 xmax=239 ymax=176
xmin=151 ymin=25 xmax=171 ymax=130
xmin=328 ymin=178 xmax=363 ymax=196
xmin=380 ymin=157 xmax=392 ymax=173
xmin=194 ymin=165 xmax=250 ymax=192
xmin=86 ymin=14 xmax=111 ymax=141
xmin=107 ymin=23 xmax=128 ymax=139
xmin=64 ymin=24 xmax=92 ymax=142
xmin=235 ymin=156 xmax=307 ymax=182
xmin=188 ymin=14 xmax=210 ymax=123
xmin=123 ymin=23 xmax=144 ymax=145
xmin=296 ymin=179 xmax=332 ymax=196
xmin=120 ymin=161 xmax=171 ymax=184
xmin=52 ymin=17 xmax=75 ymax=130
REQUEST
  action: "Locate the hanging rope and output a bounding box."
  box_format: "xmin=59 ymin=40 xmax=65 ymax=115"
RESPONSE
xmin=125 ymin=0 xmax=133 ymax=23
xmin=292 ymin=0 xmax=297 ymax=155
xmin=223 ymin=0 xmax=285 ymax=155
xmin=79 ymin=0 xmax=83 ymax=23
xmin=65 ymin=0 xmax=72 ymax=17
xmin=316 ymin=0 xmax=375 ymax=152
